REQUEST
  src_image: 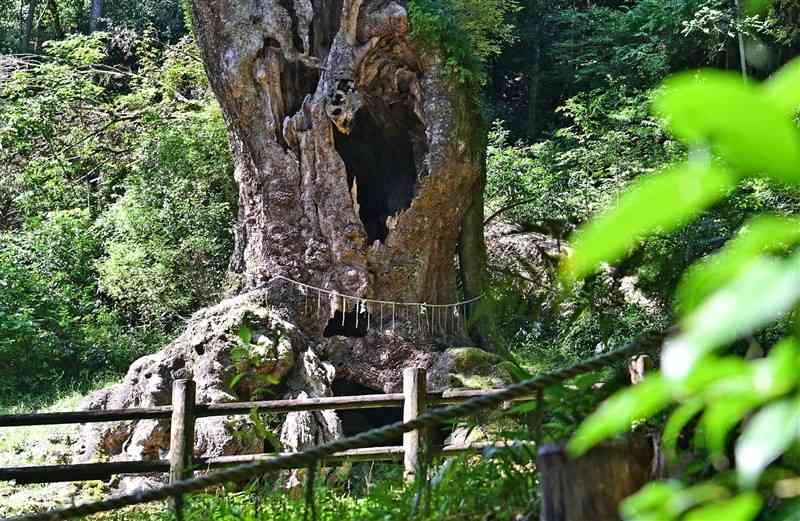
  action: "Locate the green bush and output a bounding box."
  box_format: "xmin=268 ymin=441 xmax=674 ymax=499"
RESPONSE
xmin=0 ymin=32 xmax=234 ymax=405
xmin=0 ymin=210 xmax=162 ymax=404
xmin=97 ymin=105 xmax=235 ymax=325
xmin=408 ymin=0 xmax=518 ymax=90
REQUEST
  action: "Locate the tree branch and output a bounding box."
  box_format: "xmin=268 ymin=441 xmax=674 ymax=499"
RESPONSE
xmin=342 ymin=0 xmax=364 ymax=45
xmin=483 ymin=197 xmax=539 ymax=227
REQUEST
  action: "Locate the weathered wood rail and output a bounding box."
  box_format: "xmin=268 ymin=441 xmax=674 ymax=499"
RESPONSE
xmin=0 ymin=368 xmax=534 ymax=487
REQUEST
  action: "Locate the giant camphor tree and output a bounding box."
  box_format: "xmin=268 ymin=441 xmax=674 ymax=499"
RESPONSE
xmin=78 ymin=0 xmax=502 ymax=473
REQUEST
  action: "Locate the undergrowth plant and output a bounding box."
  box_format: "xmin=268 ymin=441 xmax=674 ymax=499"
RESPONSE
xmin=114 ymin=451 xmax=536 ymax=521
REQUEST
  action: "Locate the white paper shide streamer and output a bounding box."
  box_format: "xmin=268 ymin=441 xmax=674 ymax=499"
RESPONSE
xmin=264 ymin=274 xmax=482 ymax=337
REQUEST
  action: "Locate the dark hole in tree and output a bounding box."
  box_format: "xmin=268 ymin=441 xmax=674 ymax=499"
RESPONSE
xmin=280 ymin=60 xmax=320 ymax=122
xmin=333 ymin=379 xmax=403 ymax=444
xmin=323 ymin=308 xmax=369 ymax=338
xmin=334 ymin=106 xmax=420 ymax=243
xmin=277 ymin=0 xmax=304 ymax=52
xmin=310 ymin=0 xmax=343 ymax=57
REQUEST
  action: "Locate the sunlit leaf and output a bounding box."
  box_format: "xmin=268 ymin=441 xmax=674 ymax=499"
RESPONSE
xmin=655 ymin=69 xmax=800 ymax=184
xmin=681 ymin=356 xmax=751 ymax=394
xmin=677 ymin=215 xmax=800 ymax=316
xmin=736 ymin=399 xmax=800 ymax=487
xmin=509 ymin=400 xmax=539 ymax=415
xmin=620 ymin=481 xmax=682 ymax=519
xmin=670 ymin=483 xmax=733 ymax=515
xmin=663 ymin=399 xmax=704 ymax=460
xmin=683 ymin=493 xmax=761 ymax=521
xmin=563 ymin=163 xmax=736 ymax=281
xmin=764 ymin=58 xmax=800 ymax=116
xmin=568 ymin=375 xmax=672 ymax=456
xmin=744 ymin=0 xmax=770 ymax=14
xmin=229 ymin=372 xmax=246 ymax=390
xmin=702 ymin=395 xmax=760 ymax=458
xmin=760 ymin=338 xmax=800 ymax=396
xmin=662 ymin=256 xmax=800 ymax=380
xmin=238 ymin=322 xmax=252 ymax=344
xmin=625 ymin=514 xmax=671 ymax=521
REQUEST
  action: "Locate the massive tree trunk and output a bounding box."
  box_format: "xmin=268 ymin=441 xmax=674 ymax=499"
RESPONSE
xmin=77 ymin=0 xmax=495 ymax=481
xmin=191 ymin=0 xmax=488 ymax=384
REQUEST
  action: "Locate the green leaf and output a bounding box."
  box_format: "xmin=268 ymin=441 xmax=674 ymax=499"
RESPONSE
xmin=663 ymin=399 xmax=704 ymax=461
xmin=662 ymin=256 xmax=800 ymax=380
xmin=681 ymin=357 xmax=751 ymax=394
xmin=676 ymin=215 xmax=800 ymax=316
xmin=701 ymin=395 xmax=760 ymax=458
xmin=568 ymin=375 xmax=672 ymax=456
xmin=744 ymin=0 xmax=770 ymax=14
xmin=673 ymin=483 xmax=734 ymax=515
xmin=505 ymin=363 xmax=532 ymax=382
xmin=238 ymin=322 xmax=252 ymax=345
xmin=249 ymin=407 xmax=269 ymax=439
xmin=654 ymin=69 xmax=800 ymax=184
xmin=229 ymin=372 xmax=246 ymax=390
xmin=563 ymin=163 xmax=736 ymax=281
xmin=509 ymin=400 xmax=539 ymax=415
xmin=736 ymin=399 xmax=800 ymax=487
xmin=764 ymin=58 xmax=800 ymax=116
xmin=760 ymin=338 xmax=800 ymax=398
xmin=683 ymin=493 xmax=762 ymax=521
xmin=620 ymin=481 xmax=682 ymax=519
xmin=697 ymin=341 xmax=800 ymax=456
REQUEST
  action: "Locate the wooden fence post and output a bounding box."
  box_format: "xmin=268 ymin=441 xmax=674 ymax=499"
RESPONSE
xmin=539 ymin=358 xmax=658 ymax=521
xmin=538 ymin=436 xmax=654 ymax=521
xmin=169 ymin=379 xmax=196 ymax=514
xmin=403 ymin=367 xmax=427 ymax=482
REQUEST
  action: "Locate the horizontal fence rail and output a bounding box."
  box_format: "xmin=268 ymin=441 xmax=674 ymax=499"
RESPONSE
xmin=0 ymin=390 xmax=533 ymax=428
xmin=0 ymin=442 xmax=521 ymax=485
xmin=0 ymin=370 xmax=537 ymax=488
xmin=0 ymin=407 xmax=174 ymax=427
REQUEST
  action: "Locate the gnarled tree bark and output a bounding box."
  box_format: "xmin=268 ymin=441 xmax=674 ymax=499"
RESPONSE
xmin=77 ymin=0 xmax=493 ymax=481
xmin=191 ymin=0 xmax=488 ymax=388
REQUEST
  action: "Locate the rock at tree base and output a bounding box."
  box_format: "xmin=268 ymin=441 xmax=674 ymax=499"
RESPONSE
xmin=71 ymin=287 xmax=506 ymax=492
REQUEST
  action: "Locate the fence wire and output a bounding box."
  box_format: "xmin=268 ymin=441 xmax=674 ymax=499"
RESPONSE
xmin=4 ymin=330 xmax=666 ymax=521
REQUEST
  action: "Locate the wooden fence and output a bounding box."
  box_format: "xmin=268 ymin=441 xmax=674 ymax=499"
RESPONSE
xmin=0 ymin=368 xmax=533 ymax=487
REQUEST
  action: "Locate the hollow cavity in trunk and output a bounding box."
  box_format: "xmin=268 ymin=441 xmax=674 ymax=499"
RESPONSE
xmin=334 ymin=102 xmax=421 ymax=243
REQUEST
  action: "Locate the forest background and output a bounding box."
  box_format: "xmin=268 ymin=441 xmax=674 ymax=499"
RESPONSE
xmin=2 ymin=0 xmax=800 ymax=519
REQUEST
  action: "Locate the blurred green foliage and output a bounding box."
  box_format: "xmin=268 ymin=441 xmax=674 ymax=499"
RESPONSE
xmin=565 ymin=54 xmax=800 ymax=521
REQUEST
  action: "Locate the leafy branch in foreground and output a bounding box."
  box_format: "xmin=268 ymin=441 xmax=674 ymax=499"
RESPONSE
xmin=563 ymin=57 xmax=800 ymax=520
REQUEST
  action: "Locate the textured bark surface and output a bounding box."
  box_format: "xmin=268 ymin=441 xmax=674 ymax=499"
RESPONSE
xmin=538 ymin=436 xmax=656 ymax=521
xmin=76 ymin=0 xmax=491 ymax=481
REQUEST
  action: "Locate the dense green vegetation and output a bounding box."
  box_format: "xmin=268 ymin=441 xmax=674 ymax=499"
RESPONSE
xmin=0 ymin=26 xmax=234 ymax=405
xmin=4 ymin=0 xmax=800 ymax=519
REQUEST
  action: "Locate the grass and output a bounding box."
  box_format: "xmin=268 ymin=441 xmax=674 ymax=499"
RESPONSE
xmin=0 ymin=379 xmax=124 ymax=517
xmin=0 ymin=390 xmax=87 ymax=461
xmin=92 ymin=452 xmax=538 ymax=521
xmin=0 ymin=373 xmax=122 ymax=415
